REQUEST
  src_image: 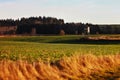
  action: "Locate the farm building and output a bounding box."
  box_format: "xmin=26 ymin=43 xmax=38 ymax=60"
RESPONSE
xmin=0 ymin=26 xmax=17 ymax=35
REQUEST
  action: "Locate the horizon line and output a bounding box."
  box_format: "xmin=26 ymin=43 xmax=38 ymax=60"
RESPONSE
xmin=0 ymin=16 xmax=120 ymax=25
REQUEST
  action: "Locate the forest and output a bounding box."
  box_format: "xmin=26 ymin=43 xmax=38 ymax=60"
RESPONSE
xmin=0 ymin=16 xmax=120 ymax=35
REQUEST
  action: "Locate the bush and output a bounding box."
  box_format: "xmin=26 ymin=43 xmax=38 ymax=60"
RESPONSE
xmin=59 ymin=29 xmax=65 ymax=35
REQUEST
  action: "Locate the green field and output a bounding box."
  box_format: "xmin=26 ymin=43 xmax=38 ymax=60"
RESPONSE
xmin=0 ymin=35 xmax=120 ymax=62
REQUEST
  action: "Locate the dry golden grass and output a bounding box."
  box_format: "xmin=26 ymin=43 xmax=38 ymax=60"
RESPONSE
xmin=0 ymin=54 xmax=120 ymax=80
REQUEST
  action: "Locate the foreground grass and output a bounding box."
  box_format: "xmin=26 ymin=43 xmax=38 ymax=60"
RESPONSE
xmin=0 ymin=54 xmax=120 ymax=80
xmin=0 ymin=35 xmax=120 ymax=79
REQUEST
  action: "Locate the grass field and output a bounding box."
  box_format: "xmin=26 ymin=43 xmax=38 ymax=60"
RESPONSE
xmin=0 ymin=35 xmax=120 ymax=80
xmin=0 ymin=35 xmax=120 ymax=62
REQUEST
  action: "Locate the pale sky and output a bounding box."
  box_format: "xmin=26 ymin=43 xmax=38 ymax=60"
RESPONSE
xmin=0 ymin=0 xmax=120 ymax=24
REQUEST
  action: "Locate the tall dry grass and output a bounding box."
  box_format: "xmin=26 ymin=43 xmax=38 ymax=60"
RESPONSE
xmin=0 ymin=54 xmax=120 ymax=80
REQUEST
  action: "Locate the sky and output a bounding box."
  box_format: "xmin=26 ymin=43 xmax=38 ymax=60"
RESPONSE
xmin=0 ymin=0 xmax=120 ymax=24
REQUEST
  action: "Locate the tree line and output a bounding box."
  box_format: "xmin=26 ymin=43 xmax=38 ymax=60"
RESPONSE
xmin=0 ymin=16 xmax=120 ymax=35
